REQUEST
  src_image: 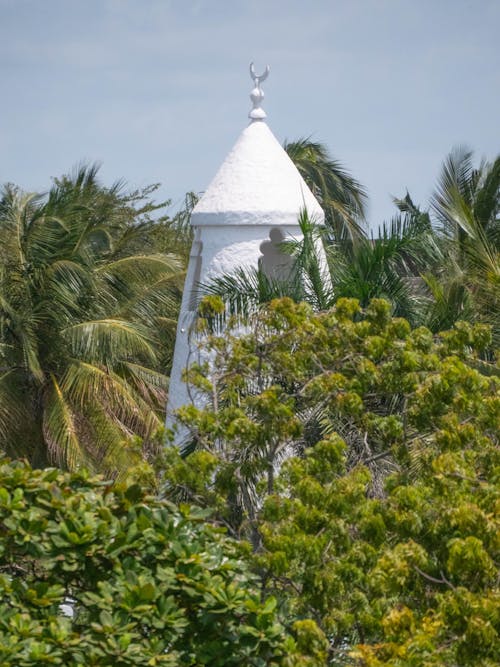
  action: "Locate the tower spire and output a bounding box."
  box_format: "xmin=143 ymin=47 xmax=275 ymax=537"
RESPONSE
xmin=167 ymin=62 xmax=326 ymax=442
xmin=249 ymin=62 xmax=270 ymax=121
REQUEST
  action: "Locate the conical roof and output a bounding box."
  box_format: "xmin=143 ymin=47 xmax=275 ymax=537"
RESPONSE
xmin=191 ymin=65 xmax=324 ymax=227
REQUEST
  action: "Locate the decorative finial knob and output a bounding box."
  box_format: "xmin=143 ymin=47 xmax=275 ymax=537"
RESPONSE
xmin=249 ymin=62 xmax=270 ymax=121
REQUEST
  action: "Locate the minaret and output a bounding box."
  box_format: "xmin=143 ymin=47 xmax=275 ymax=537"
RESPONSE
xmin=166 ymin=64 xmax=325 ymax=438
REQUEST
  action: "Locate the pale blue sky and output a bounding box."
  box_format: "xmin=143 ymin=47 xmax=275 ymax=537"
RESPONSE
xmin=1 ymin=0 xmax=499 ymax=227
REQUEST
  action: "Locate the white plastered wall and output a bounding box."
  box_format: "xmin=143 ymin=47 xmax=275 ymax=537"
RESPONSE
xmin=166 ymin=223 xmax=305 ymax=440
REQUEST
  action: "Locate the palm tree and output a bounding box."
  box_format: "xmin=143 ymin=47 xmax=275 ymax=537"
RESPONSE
xmin=0 ymin=165 xmax=183 ymax=474
xmin=329 ymin=196 xmax=439 ymax=325
xmin=284 ymin=138 xmax=367 ymax=242
xmin=423 ymin=147 xmax=500 ymax=341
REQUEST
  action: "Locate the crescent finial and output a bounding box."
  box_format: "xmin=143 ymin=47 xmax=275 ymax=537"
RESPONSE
xmin=248 ymin=62 xmax=270 ymax=122
xmin=250 ymin=62 xmax=270 ymax=85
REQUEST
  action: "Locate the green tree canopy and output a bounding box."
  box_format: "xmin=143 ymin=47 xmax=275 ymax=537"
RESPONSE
xmin=165 ymin=297 xmax=499 ymax=665
xmin=0 ymin=459 xmax=327 ymax=666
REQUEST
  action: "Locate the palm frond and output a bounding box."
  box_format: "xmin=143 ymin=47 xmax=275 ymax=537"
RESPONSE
xmin=431 ymin=146 xmax=475 ymax=238
xmin=202 ymin=267 xmax=295 ymax=320
xmin=0 ymin=370 xmax=30 ymax=449
xmin=76 ymin=401 xmax=129 ymax=471
xmin=421 ymin=273 xmax=474 ymax=332
xmin=99 ymin=253 xmax=182 ymax=278
xmin=118 ymin=361 xmax=168 ymax=407
xmin=62 ymin=360 xmax=162 ymax=436
xmin=0 ymin=304 xmax=46 ymax=383
xmin=291 ymin=208 xmax=334 ymax=309
xmin=284 ymin=137 xmax=367 ymax=242
xmin=116 ymin=276 xmax=182 ymax=324
xmin=42 ymin=374 xmax=84 ymax=470
xmin=473 ymin=156 xmax=500 ymax=232
xmin=63 ymin=319 xmax=157 ymax=363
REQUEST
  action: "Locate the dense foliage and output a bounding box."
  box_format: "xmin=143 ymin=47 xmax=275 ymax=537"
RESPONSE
xmin=206 ymin=148 xmax=500 ymax=343
xmin=166 ymin=297 xmax=499 ymax=665
xmin=0 ymin=459 xmax=327 ymax=666
xmin=1 ymin=145 xmax=498 ymax=665
xmin=0 ymin=167 xmax=189 ymax=474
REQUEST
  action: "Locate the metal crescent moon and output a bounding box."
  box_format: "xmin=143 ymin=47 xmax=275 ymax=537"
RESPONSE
xmin=250 ymin=62 xmax=270 ymax=83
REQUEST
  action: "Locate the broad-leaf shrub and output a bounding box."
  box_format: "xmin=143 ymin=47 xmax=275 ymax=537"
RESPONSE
xmin=0 ymin=460 xmax=326 ymax=666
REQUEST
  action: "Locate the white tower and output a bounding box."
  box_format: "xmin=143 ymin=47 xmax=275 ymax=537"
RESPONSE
xmin=166 ymin=64 xmax=325 ymax=437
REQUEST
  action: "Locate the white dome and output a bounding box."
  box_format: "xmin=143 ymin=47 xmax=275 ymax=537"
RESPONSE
xmin=191 ymin=120 xmax=324 ymax=226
